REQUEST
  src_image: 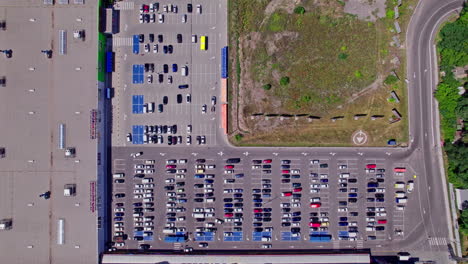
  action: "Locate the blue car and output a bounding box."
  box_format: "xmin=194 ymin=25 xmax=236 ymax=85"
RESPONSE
xmin=235 ymin=173 xmax=244 ymax=178
xmin=194 ymin=174 xmax=205 ymax=178
xmin=338 ymin=222 xmax=349 ymax=226
xmin=253 ymin=199 xmax=262 ymax=203
xmin=224 ymin=203 xmax=233 ymax=208
xmin=172 ymin=64 xmax=178 ymax=72
xmin=348 ymin=193 xmax=358 ymax=198
xmin=339 ymin=217 xmax=348 ymax=221
xmin=367 ymin=182 xmax=378 ymax=187
xmin=163 ymin=45 xmax=168 ymax=53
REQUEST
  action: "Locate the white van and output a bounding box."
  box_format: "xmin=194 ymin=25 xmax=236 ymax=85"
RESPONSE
xmin=113 ymin=173 xmax=125 ymax=178
xmin=206 ymin=198 xmax=215 ymax=203
xmin=181 ymin=66 xmax=188 ymax=76
xmin=395 ymin=191 xmax=406 ymax=198
xmin=163 ymin=228 xmax=175 ymax=234
xmin=366 ymin=226 xmax=375 ymax=231
xmin=407 ymin=181 xmax=414 ymax=193
xmin=261 ymin=237 xmax=271 ymax=242
xmin=148 ymin=102 xmax=154 ymax=113
xmin=396 ymin=198 xmax=408 ymax=204
xmin=142 ymin=178 xmax=153 ymax=183
xmin=339 ymin=173 xmax=350 ymax=178
xmin=143 ymin=103 xmax=148 ymax=113
xmin=143 ymin=198 xmax=154 ymax=202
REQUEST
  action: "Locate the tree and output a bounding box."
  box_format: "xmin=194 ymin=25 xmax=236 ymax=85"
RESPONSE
xmin=338 ymin=53 xmax=348 ymax=60
xmin=384 ymin=74 xmax=398 ymax=85
xmin=280 ymin=76 xmax=290 ymax=86
xmin=294 ymin=6 xmax=306 ymax=14
xmin=234 ymin=134 xmax=243 ymax=141
xmin=263 ymin=84 xmax=272 ymax=90
xmin=456 ymin=95 xmax=468 ymax=120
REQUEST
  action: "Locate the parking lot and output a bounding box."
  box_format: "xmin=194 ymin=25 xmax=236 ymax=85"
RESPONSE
xmin=111 ymin=0 xmax=224 ymax=147
xmin=110 ymin=147 xmax=417 ymax=251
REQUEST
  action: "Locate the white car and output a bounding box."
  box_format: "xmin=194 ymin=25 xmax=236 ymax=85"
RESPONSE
xmin=186 ymin=136 xmax=191 ymax=145
xmin=339 ymin=165 xmax=348 ymax=169
xmin=176 ymin=174 xmax=185 ymax=179
xmin=192 ymin=34 xmax=197 ymax=43
xmin=224 ymin=170 xmax=234 ymax=174
xmin=134 ymin=194 xmax=143 ymax=199
xmin=158 ymin=14 xmax=164 ymax=23
xmin=134 ymin=184 xmax=144 ymax=188
xmin=376 ymin=212 xmax=387 ymax=217
xmin=153 ymin=44 xmax=158 ymax=53
xmin=376 ymin=188 xmax=385 ymax=193
xmin=139 ymin=14 xmax=144 ymax=23
xmin=115 ymin=242 xmax=125 ymax=247
xmin=165 ymin=178 xmax=175 ymax=183
xmin=114 ymin=208 xmax=125 ymax=212
xmin=187 ymin=125 xmax=192 ymax=133
xmin=196 ymin=4 xmax=201 ymax=13
xmin=202 ymin=104 xmax=207 ymax=114
xmin=145 ymin=169 xmax=154 ymax=174
xmin=182 ymin=14 xmax=187 ymax=23
xmin=338 ymin=207 xmax=348 ymax=212
xmin=144 ymin=43 xmax=150 ymax=52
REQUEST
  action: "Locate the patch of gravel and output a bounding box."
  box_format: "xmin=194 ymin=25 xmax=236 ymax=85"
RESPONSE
xmin=344 ymin=0 xmax=386 ymax=22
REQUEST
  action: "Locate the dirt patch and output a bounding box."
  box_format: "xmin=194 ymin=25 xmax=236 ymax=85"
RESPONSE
xmin=344 ymin=0 xmax=386 ymax=22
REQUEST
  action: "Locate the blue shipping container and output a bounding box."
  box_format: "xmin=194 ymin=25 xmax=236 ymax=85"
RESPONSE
xmin=221 ymin=46 xmax=228 ymax=78
xmin=106 ymin=51 xmax=113 ymax=73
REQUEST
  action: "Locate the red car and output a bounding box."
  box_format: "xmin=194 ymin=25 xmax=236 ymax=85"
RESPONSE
xmin=282 ymin=192 xmax=292 ymax=197
xmin=281 ymin=170 xmax=290 ymax=174
xmin=394 ymin=167 xmax=406 ymax=172
xmin=224 ymin=213 xmax=233 ymax=217
xmin=224 ymin=165 xmax=234 ymax=169
xmin=377 ymin=219 xmax=387 ymax=224
xmin=263 ymin=159 xmax=272 ymax=164
xmin=166 ymin=165 xmax=176 ymax=169
xmin=309 ymin=222 xmax=321 ymax=227
xmin=253 ymin=208 xmax=263 ymax=213
xmin=366 ymin=164 xmax=376 ymax=169
xmin=310 ymin=203 xmax=321 ymax=208
xmin=293 ymin=187 xmax=302 ymax=192
xmin=143 ymin=4 xmax=149 ymax=12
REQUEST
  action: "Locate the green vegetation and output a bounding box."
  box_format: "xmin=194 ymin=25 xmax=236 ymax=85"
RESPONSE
xmin=338 ymin=53 xmax=349 ymax=60
xmin=294 ymin=6 xmax=306 ymax=15
xmin=234 ymin=133 xmax=244 ymax=141
xmin=384 ymin=74 xmax=399 ymax=85
xmin=354 ymin=70 xmax=363 ymax=78
xmin=268 ymin=12 xmax=288 ymax=32
xmin=436 ymin=5 xmax=468 ymax=141
xmin=263 ymin=84 xmax=272 ymax=90
xmin=279 ymin=76 xmax=290 ymax=86
xmin=446 ymin=142 xmax=468 ymax=188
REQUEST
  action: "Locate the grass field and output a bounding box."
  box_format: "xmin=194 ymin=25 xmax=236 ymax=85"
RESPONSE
xmin=228 ymin=0 xmax=416 ymax=146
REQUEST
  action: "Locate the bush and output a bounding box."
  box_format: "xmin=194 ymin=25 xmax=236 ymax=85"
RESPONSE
xmin=234 ymin=134 xmax=244 ymax=141
xmin=384 ymin=74 xmax=398 ymax=85
xmin=338 ymin=53 xmax=348 ymax=60
xmin=386 ymin=9 xmax=395 ymax=19
xmin=354 ymin=70 xmax=363 ymax=78
xmin=294 ymin=6 xmax=306 ymax=14
xmin=279 ymin=76 xmax=290 ymax=86
xmin=262 ymin=84 xmax=272 ymax=90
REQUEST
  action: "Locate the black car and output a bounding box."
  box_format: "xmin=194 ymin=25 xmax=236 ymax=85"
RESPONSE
xmin=139 ymin=244 xmax=151 ymax=250
xmin=134 ymin=227 xmax=144 ymax=232
xmin=281 ymin=179 xmax=290 ymax=183
xmin=150 ymin=63 xmax=155 ymax=73
xmin=281 ymin=222 xmax=291 ymax=227
xmin=282 ymin=208 xmax=291 ymax=213
xmin=114 ymin=179 xmax=124 ymax=183
xmin=163 ymin=64 xmax=169 ymax=73
xmin=262 ymin=164 xmax=271 ymax=169
xmin=233 ymin=193 xmax=243 ymax=198
xmin=348 ymin=198 xmax=357 ymax=203
xmin=338 ymin=201 xmax=347 ymax=206
xmin=196 ymin=159 xmax=206 ymax=163
xmin=366 ymin=212 xmax=376 ymax=216
xmin=164 ymin=186 xmax=175 ymax=191
xmin=162 ymin=125 xmax=168 ymax=133
xmin=163 ymin=96 xmax=168 ymax=105
xmin=375 ymin=193 xmax=384 ymax=198
xmin=292 ymin=183 xmax=301 ymax=188
xmin=144 ymin=63 xmax=150 ymax=72
xmin=348 ymin=178 xmax=357 ymax=183
xmin=158 ymin=74 xmax=164 ymax=83
xmin=134 ymin=174 xmax=145 ymax=178
xmin=350 ymin=212 xmax=359 ymax=216
xmin=149 ymin=33 xmax=154 ymax=43
xmin=264 ymin=208 xmax=272 ymax=212
xmin=254 ymin=227 xmax=263 ymax=232
xmin=376 ymin=198 xmax=385 ymax=202
xmin=377 ymin=178 xmax=385 ymax=183
xmin=163 ymin=45 xmax=168 ymax=54
xmin=134 ymin=208 xmax=143 ymax=212
xmin=172 ymin=125 xmax=177 ymax=133
xmin=177 ymin=34 xmax=182 ymax=43
xmin=158 ymin=104 xmax=163 ymax=113
xmin=194 ymin=198 xmax=204 ymax=203
xmin=195 ymin=193 xmax=204 ymax=197
xmin=138 ymin=34 xmax=144 ymax=43
xmin=177 ymin=94 xmax=182 ymax=104
xmin=263 ymin=218 xmax=272 ymax=222
xmin=187 ymin=3 xmax=193 ymax=13
xmin=224 ymin=198 xmax=233 ymax=202
xmin=367 ymin=197 xmax=375 ymax=202
xmin=133 ymin=202 xmax=142 ymax=206
xmin=291 ymin=227 xmax=301 ymax=233
xmin=253 ymin=222 xmax=263 ymax=227
xmin=158 ymin=34 xmax=163 ymax=43
xmin=168 ymin=45 xmax=173 ymax=53
xmin=224 ymin=208 xmax=234 ymax=213
xmin=134 ymin=236 xmax=144 ymax=241
xmin=376 ymin=226 xmax=385 ymax=231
